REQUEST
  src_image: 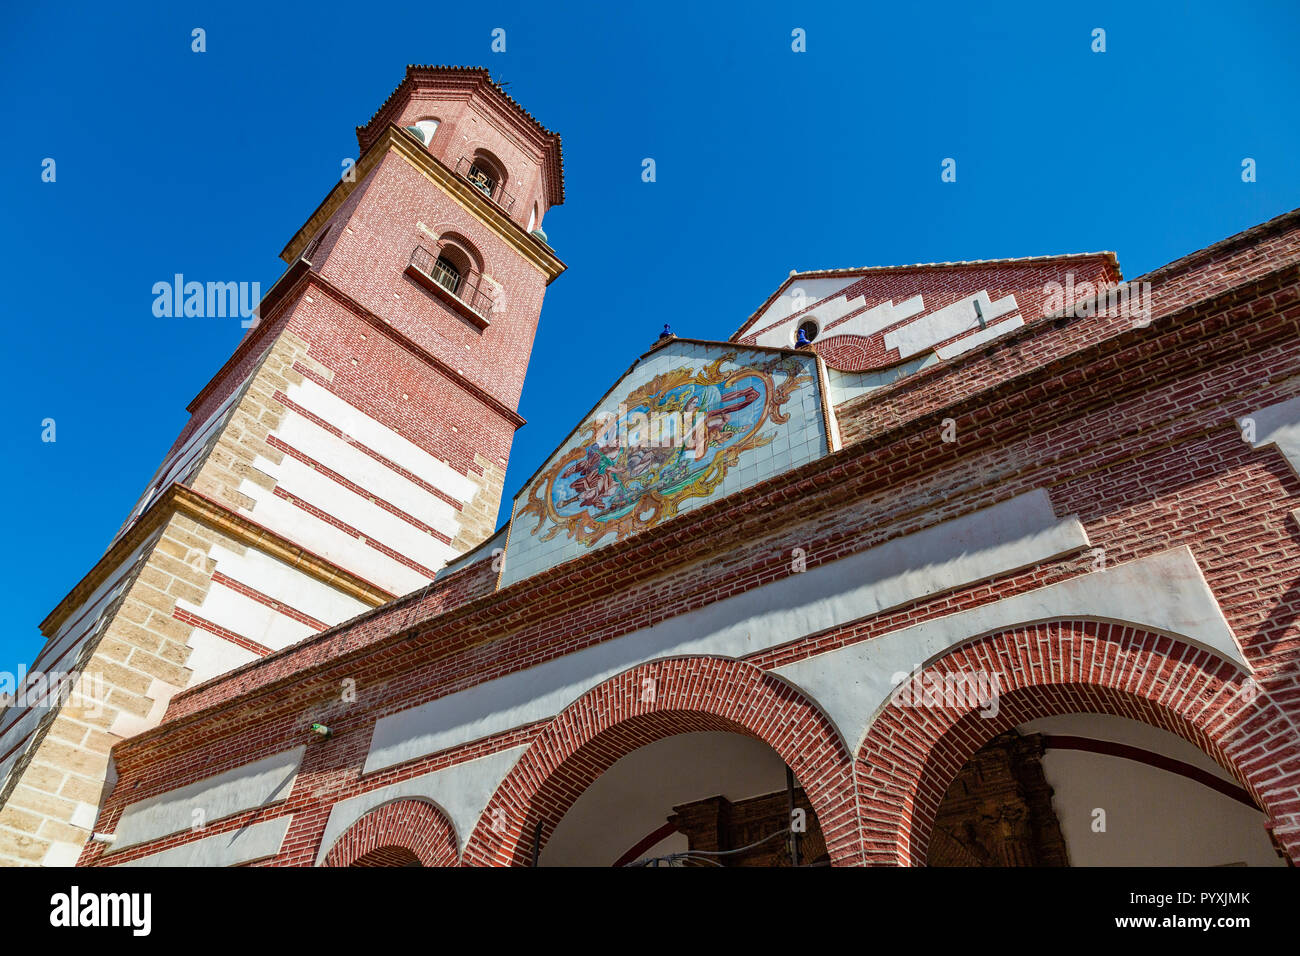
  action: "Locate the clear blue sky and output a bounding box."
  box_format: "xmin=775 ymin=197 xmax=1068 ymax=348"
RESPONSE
xmin=2 ymin=0 xmax=1298 ymax=672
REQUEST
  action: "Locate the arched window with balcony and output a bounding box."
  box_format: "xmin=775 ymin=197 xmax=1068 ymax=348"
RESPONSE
xmin=458 ymin=149 xmax=515 ymax=214
xmin=405 ymin=233 xmax=495 ymax=327
xmin=431 ymin=253 xmax=462 ymax=295
xmin=467 ymin=152 xmax=503 ymax=197
xmin=432 ymin=237 xmax=478 ymax=294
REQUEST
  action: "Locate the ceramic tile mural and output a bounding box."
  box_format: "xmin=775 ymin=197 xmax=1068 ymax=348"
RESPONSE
xmin=498 ymin=341 xmax=828 ymax=587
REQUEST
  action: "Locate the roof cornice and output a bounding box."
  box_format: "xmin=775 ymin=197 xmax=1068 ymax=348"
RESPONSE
xmin=730 ymin=252 xmax=1121 ymax=342
xmin=356 ymin=65 xmax=565 ymax=206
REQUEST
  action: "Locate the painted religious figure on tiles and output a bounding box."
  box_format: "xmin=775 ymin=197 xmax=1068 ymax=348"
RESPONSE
xmin=520 ymin=352 xmax=812 ymax=546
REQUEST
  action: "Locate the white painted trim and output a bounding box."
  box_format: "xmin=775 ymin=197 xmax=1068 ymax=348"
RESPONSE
xmin=253 ymin=454 xmax=457 ymax=572
xmin=884 ymin=291 xmax=1018 ymax=359
xmin=208 ymin=542 xmax=369 ymax=626
xmin=773 ymin=546 xmax=1244 ymax=753
xmin=180 ymin=629 xmax=260 ymax=687
xmin=108 ymin=747 xmax=304 ymax=851
xmin=829 ymin=294 xmax=926 ymax=342
xmin=276 ymin=410 xmax=464 ymax=537
xmin=41 ymin=841 xmax=84 ymax=867
xmin=934 ymin=315 xmax=1025 ymax=360
xmin=107 ymin=677 xmax=185 ymax=740
xmin=825 ymin=354 xmax=938 ymax=407
xmin=756 ymin=294 xmax=927 ymax=350
xmin=114 ymin=816 xmax=292 ymax=867
xmin=234 ymin=479 xmax=430 ymax=595
xmin=1239 ymin=395 xmax=1300 ymax=477
xmin=283 ymin=377 xmax=478 ymax=502
xmin=750 ymin=276 xmax=860 ymax=344
xmin=365 ymin=490 xmax=1088 ymax=773
xmin=175 ymin=581 xmax=316 ymax=652
xmin=816 ymin=358 xmax=842 ymax=452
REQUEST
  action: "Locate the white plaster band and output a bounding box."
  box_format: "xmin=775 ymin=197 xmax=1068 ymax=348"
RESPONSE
xmin=109 ymin=747 xmax=304 ymax=851
xmin=114 ymin=816 xmax=292 ymax=867
xmin=365 ymin=489 xmax=1088 ymax=774
xmin=774 ymin=545 xmax=1243 ymax=752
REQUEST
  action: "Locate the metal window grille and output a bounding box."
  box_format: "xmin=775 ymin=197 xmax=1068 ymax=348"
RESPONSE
xmin=431 ymin=255 xmax=462 ymax=295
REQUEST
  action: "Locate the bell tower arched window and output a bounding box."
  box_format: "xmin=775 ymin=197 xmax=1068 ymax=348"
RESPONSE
xmin=457 ymin=150 xmax=515 ymax=213
xmin=467 ymin=154 xmax=503 ymax=199
xmin=408 ymin=119 xmax=440 ymax=147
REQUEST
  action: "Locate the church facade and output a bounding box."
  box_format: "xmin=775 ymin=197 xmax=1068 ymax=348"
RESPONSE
xmin=2 ymin=68 xmax=1298 ymax=867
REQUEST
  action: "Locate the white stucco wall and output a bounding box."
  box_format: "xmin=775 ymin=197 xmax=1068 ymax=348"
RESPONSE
xmin=542 ymin=732 xmax=791 ymax=867
xmin=107 ymin=746 xmax=304 ymax=852
xmin=1020 ymin=715 xmax=1283 ymax=867
xmin=232 ymin=375 xmax=486 ymax=596
xmin=367 ymin=490 xmax=1088 ymax=773
xmin=776 ymin=545 xmax=1243 ymax=752
xmin=748 ymin=276 xmax=860 ymax=344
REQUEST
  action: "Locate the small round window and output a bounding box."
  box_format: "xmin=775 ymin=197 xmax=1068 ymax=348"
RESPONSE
xmin=796 ymin=319 xmax=819 ymax=345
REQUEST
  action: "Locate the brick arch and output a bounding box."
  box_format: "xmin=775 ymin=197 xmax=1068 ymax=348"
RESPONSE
xmin=856 ymin=620 xmax=1300 ymax=865
xmin=814 ymin=333 xmax=890 ymax=371
xmin=321 ymin=798 xmax=459 ymax=868
xmin=433 ymin=230 xmax=485 ymax=276
xmin=461 ymin=657 xmax=858 ymax=867
xmin=468 ymin=146 xmax=509 ymax=188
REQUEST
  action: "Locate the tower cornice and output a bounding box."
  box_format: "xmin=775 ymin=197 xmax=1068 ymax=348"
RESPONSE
xmin=356 ymin=65 xmax=565 ymax=206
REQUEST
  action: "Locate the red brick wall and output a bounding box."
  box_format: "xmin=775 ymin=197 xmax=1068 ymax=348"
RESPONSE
xmin=281 ymin=290 xmax=514 ymax=476
xmin=78 ymin=210 xmax=1300 ymax=867
xmin=383 ymin=93 xmax=551 ymax=231
xmin=318 ymin=152 xmax=548 ymax=413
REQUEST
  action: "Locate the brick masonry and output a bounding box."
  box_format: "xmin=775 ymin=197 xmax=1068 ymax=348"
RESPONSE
xmin=9 ymin=69 xmax=1300 ymax=869
xmin=68 ymin=204 xmax=1300 ymax=868
xmin=0 ymin=68 xmax=563 ymax=866
xmin=322 ymin=798 xmax=458 ymax=867
xmin=0 ymin=516 xmax=214 ymax=865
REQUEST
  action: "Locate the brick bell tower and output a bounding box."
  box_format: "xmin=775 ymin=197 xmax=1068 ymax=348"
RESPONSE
xmin=0 ymin=66 xmax=564 ymax=866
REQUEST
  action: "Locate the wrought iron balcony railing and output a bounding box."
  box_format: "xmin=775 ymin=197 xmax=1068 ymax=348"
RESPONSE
xmin=406 ymin=245 xmax=495 ymax=326
xmin=455 ymin=156 xmax=517 ymax=214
